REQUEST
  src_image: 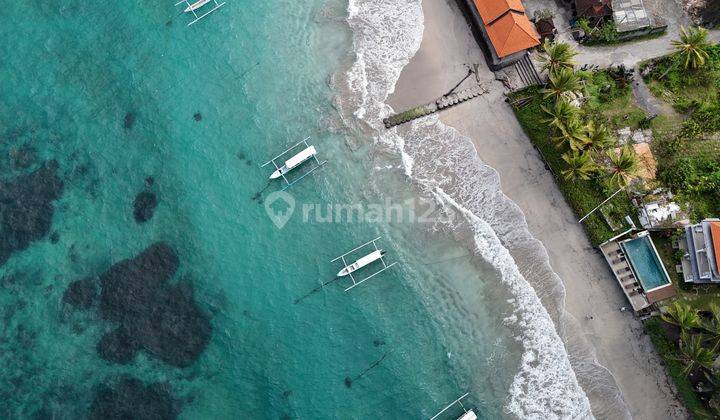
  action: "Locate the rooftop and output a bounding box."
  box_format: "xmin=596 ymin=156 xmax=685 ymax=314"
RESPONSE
xmin=576 ymin=0 xmax=613 ymax=18
xmin=473 ymin=0 xmax=525 ymax=24
xmin=682 ymin=219 xmax=720 ymax=283
xmin=471 ymin=0 xmax=540 ymax=58
xmin=612 ymin=0 xmax=653 ymax=32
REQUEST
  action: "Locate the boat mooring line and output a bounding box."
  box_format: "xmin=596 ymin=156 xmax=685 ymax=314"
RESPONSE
xmin=344 ymin=352 xmax=389 ymax=388
xmin=293 ymin=277 xmax=343 ymax=304
xmin=252 ymin=180 xmax=272 ymax=202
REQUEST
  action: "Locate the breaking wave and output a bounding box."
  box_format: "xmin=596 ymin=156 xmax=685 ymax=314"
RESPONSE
xmin=336 ymin=0 xmax=632 ymax=418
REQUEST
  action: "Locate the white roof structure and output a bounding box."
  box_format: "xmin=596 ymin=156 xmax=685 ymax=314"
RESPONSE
xmin=612 ymin=0 xmax=653 ymax=32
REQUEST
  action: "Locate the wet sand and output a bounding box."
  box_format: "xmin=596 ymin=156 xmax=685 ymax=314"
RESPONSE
xmin=387 ymin=0 xmax=686 ymax=418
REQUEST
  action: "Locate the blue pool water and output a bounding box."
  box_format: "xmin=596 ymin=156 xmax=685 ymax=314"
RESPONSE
xmin=622 ymin=236 xmax=671 ymax=291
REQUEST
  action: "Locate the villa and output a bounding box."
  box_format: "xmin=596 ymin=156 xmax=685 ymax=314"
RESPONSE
xmin=600 ymin=231 xmax=676 ymax=314
xmin=678 ymin=219 xmax=720 ymax=284
xmin=460 ymin=0 xmax=541 ymax=70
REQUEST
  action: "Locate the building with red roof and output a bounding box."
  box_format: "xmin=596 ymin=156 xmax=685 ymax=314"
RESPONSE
xmin=459 ymin=0 xmax=540 ymax=69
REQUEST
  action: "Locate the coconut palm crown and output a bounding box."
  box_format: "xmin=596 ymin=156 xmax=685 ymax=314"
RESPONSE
xmin=672 ymin=26 xmax=711 ymax=69
xmin=537 ymin=39 xmax=578 ymax=75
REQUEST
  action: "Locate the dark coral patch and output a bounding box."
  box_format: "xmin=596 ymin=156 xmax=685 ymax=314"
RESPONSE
xmin=90 ymin=377 xmax=178 ymax=420
xmin=145 ymin=176 xmax=155 ymax=186
xmin=63 ymin=277 xmax=97 ymax=309
xmin=97 ymin=243 xmax=211 ymax=367
xmin=0 ymin=160 xmax=64 ymax=266
xmin=10 ymin=144 xmax=37 ymax=169
xmin=193 ymin=112 xmax=202 ymax=122
xmin=97 ymin=326 xmax=139 ymax=364
xmin=133 ymin=191 xmax=157 ymax=223
xmin=123 ymin=112 xmax=136 ymax=130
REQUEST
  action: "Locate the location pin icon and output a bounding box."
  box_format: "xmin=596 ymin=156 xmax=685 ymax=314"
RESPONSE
xmin=264 ymin=191 xmax=296 ymax=229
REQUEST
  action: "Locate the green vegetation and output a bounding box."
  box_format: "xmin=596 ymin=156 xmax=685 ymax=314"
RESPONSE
xmin=512 ymin=42 xmax=647 ymax=244
xmin=641 ymin=29 xmax=720 ymax=219
xmin=577 ymin=19 xmax=618 ymax=45
xmin=645 ymin=317 xmax=711 ymax=418
xmin=576 ymin=18 xmax=665 ymax=46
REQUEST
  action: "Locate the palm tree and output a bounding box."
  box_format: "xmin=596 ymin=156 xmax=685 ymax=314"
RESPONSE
xmin=678 ymin=334 xmax=715 ymax=375
xmin=541 ymin=100 xmax=578 ymax=133
xmin=702 ymin=303 xmax=720 ymax=351
xmin=662 ymin=301 xmax=702 ymax=340
xmin=582 ymin=121 xmax=615 ymax=152
xmin=671 ymin=26 xmax=711 ymax=69
xmin=554 ymin=119 xmax=591 ymax=151
xmin=605 ymin=145 xmax=640 ymax=188
xmin=543 ymin=68 xmax=582 ymax=102
xmin=537 ymin=39 xmax=578 ymax=75
xmin=561 ymin=150 xmax=596 ymax=180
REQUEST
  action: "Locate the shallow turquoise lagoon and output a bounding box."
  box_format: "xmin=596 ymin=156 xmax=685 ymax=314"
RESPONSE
xmin=0 ymin=1 xmax=522 ymax=418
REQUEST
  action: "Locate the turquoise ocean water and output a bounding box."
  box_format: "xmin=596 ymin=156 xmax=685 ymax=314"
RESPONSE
xmin=0 ymin=1 xmax=535 ymax=418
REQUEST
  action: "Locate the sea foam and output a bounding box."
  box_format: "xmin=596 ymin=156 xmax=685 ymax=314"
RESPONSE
xmin=340 ymin=0 xmax=631 ymax=418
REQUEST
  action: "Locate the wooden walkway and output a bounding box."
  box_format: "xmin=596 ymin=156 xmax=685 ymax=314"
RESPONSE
xmin=383 ymin=84 xmax=488 ymax=129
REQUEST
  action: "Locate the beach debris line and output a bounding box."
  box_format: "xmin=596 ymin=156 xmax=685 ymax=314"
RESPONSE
xmin=383 ymin=83 xmax=488 ymax=129
xmin=344 ymin=353 xmax=388 ymax=388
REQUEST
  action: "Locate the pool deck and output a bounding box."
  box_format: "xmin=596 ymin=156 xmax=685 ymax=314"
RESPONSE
xmin=600 ymin=232 xmax=676 ymax=313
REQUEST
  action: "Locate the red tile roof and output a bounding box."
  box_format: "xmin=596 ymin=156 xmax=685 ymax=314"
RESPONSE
xmin=473 ymin=0 xmax=525 ymax=24
xmin=711 ymin=222 xmax=720 ymax=272
xmin=472 ymin=0 xmax=540 ymax=58
xmin=485 ymin=11 xmax=540 ymax=57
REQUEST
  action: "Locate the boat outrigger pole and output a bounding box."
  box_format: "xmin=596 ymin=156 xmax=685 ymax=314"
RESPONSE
xmin=175 ymin=0 xmax=226 ymax=26
xmin=260 ymin=136 xmax=328 ymax=191
xmin=331 ymin=236 xmax=398 ymax=292
xmin=430 ymin=393 xmax=476 ymax=420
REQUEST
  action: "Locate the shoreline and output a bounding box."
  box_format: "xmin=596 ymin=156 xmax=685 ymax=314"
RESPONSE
xmin=386 ymin=0 xmax=685 ymax=418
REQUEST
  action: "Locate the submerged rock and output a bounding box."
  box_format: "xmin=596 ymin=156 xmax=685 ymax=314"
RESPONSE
xmin=0 ymin=160 xmax=64 ymax=266
xmin=90 ymin=377 xmax=178 ymax=420
xmin=97 ymin=243 xmax=211 ymax=367
xmin=133 ymin=191 xmax=157 ymax=223
xmin=123 ymin=112 xmax=136 ymax=129
xmin=63 ymin=277 xmax=97 ymax=309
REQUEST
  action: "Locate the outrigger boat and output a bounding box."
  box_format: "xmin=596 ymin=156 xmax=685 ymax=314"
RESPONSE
xmin=175 ymin=0 xmax=226 ymax=26
xmin=430 ymin=393 xmax=476 ymax=420
xmin=331 ymin=237 xmax=397 ymax=291
xmin=261 ymin=137 xmax=327 ymax=191
xmin=269 ymin=146 xmax=317 ymax=180
xmin=336 ymin=249 xmax=386 ymax=277
xmin=184 ymin=0 xmax=213 ymax=12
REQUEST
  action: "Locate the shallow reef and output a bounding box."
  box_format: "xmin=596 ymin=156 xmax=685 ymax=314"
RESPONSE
xmin=0 ymin=160 xmax=64 ymax=266
xmin=76 ymin=243 xmax=213 ymax=367
xmin=90 ymin=376 xmax=178 ymax=420
xmin=133 ymin=191 xmax=158 ymax=223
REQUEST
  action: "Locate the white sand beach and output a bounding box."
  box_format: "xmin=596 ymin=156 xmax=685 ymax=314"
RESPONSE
xmin=387 ymin=0 xmax=687 ymax=418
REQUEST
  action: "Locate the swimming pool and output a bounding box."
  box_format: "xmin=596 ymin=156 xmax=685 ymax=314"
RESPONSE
xmin=621 ymin=235 xmax=671 ymax=291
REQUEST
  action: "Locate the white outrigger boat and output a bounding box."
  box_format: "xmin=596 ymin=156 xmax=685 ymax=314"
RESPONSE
xmin=175 ymin=0 xmax=226 ymax=26
xmin=261 ymin=137 xmax=327 ymax=191
xmin=331 ymin=237 xmax=397 ymax=291
xmin=336 ymin=249 xmax=386 ymax=277
xmin=430 ymin=393 xmax=476 ymax=420
xmin=269 ymin=146 xmax=317 ymax=180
